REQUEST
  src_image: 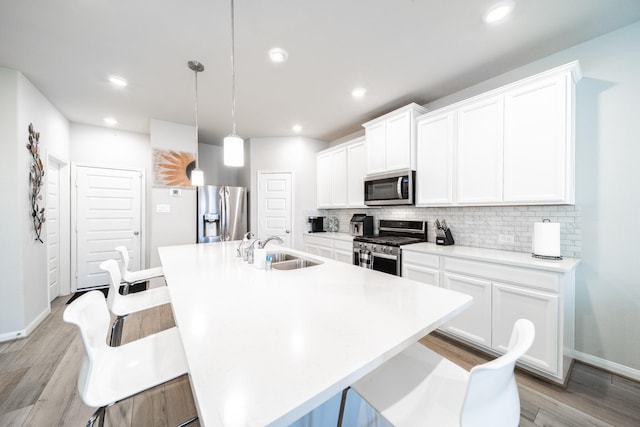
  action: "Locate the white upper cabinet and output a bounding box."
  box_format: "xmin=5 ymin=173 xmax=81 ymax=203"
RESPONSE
xmin=416 ymin=111 xmax=455 ymax=205
xmin=415 ymin=61 xmax=581 ymax=207
xmin=503 ymin=74 xmax=573 ymax=203
xmin=363 ymin=103 xmax=428 ymax=175
xmin=316 ymin=137 xmax=366 ymax=209
xmin=347 ymin=139 xmax=366 ymax=207
xmin=457 ymin=95 xmax=504 ymax=204
xmin=317 ymin=147 xmax=347 ymax=208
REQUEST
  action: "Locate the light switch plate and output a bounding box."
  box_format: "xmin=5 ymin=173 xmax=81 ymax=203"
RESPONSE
xmin=156 ymin=204 xmax=170 ymax=213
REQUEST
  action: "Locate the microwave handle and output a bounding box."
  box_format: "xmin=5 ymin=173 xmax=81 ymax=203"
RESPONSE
xmin=397 ymin=177 xmax=403 ymax=199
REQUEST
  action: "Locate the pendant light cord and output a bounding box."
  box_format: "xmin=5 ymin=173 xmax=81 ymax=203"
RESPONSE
xmin=194 ymin=68 xmax=199 ymax=167
xmin=230 ymin=0 xmax=237 ymax=136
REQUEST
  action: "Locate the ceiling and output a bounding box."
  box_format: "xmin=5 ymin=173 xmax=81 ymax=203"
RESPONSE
xmin=2 ymin=1 xmax=640 ymax=145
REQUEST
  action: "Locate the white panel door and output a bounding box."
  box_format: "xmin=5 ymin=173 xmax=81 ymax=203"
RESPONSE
xmin=258 ymin=172 xmax=292 ymax=247
xmin=75 ymin=166 xmax=143 ymax=290
xmin=46 ymin=161 xmax=61 ymax=301
xmin=441 ymin=273 xmax=492 ymax=347
xmin=457 ymin=96 xmax=504 ymax=204
xmin=416 ymin=111 xmax=455 ymax=205
xmin=503 ymin=75 xmax=569 ymax=203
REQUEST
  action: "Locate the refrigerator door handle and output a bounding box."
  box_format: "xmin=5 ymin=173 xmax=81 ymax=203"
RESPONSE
xmin=224 ymin=187 xmax=231 ymax=240
xmin=218 ymin=188 xmax=225 ymax=240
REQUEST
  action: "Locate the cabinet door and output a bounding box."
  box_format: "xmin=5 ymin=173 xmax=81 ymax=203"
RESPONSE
xmin=402 ymin=263 xmax=440 ymax=286
xmin=492 ymin=282 xmax=559 ymax=375
xmin=457 ymin=96 xmax=504 ymax=204
xmin=316 ymin=153 xmax=332 ymax=208
xmin=416 ymin=111 xmax=455 ymax=205
xmin=385 ymin=110 xmax=412 ymax=172
xmin=441 ymin=273 xmax=492 ymax=347
xmin=365 ymin=121 xmax=387 ymax=174
xmin=331 ymin=148 xmax=348 ymax=207
xmin=503 ymin=75 xmax=570 ymax=203
xmin=347 ymin=141 xmax=366 ymax=207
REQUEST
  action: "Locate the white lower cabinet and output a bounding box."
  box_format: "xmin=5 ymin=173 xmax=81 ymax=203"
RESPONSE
xmin=442 ymin=273 xmax=492 ymax=347
xmin=402 ymin=250 xmax=439 ymax=286
xmin=401 ymin=246 xmax=575 ymax=384
xmin=303 ymin=234 xmax=353 ymax=264
xmin=492 ymin=282 xmax=559 ymax=375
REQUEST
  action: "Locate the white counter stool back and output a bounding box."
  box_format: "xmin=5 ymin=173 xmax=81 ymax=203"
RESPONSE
xmin=115 ymin=246 xmax=164 ymax=293
xmin=344 ymin=319 xmax=535 ymax=427
xmin=64 ymin=290 xmax=197 ymax=427
xmin=100 ymin=259 xmax=171 ymax=346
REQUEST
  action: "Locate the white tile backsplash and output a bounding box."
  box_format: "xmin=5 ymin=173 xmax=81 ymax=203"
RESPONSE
xmin=309 ymin=205 xmax=581 ymax=258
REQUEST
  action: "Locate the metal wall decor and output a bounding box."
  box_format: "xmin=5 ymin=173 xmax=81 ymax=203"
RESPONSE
xmin=26 ymin=123 xmax=45 ymax=243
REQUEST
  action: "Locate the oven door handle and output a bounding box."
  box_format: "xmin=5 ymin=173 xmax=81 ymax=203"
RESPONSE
xmin=371 ymin=252 xmax=397 ymax=260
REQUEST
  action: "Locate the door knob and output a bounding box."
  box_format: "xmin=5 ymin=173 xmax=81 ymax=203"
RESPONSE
xmin=133 ymin=231 xmax=140 ymax=236
xmin=285 ymin=230 xmax=290 ymax=234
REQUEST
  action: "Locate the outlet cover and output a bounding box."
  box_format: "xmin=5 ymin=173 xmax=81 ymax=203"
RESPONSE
xmin=498 ymin=234 xmax=514 ymax=244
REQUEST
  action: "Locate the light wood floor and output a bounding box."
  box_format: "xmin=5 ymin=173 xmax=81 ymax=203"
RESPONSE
xmin=1 ymin=295 xmax=639 ymax=426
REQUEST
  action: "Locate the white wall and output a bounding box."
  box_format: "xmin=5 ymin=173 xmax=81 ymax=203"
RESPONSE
xmin=424 ymin=22 xmax=640 ymax=374
xmin=198 ymin=142 xmax=241 ymax=186
xmin=149 ymin=119 xmax=197 ymax=267
xmin=0 ymin=68 xmax=70 ymax=340
xmin=0 ymin=69 xmax=23 ymax=336
xmin=249 ymin=137 xmax=328 ymax=250
xmin=70 ymin=123 xmax=153 ymax=266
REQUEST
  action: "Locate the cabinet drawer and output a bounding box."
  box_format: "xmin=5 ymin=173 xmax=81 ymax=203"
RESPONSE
xmin=302 ymin=234 xmax=332 ymax=248
xmin=402 ymin=250 xmax=439 ymax=269
xmin=443 ymin=257 xmax=560 ymax=292
xmin=334 ymin=239 xmax=354 ymax=252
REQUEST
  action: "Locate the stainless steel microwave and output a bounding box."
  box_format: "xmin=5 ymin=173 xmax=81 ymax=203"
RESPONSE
xmin=364 ymin=170 xmax=415 ymax=206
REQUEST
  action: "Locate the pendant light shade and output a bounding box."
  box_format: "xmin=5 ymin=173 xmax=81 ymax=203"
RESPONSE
xmin=224 ymin=135 xmax=244 ymax=167
xmin=190 ymin=168 xmax=204 ymax=186
xmin=188 ymin=60 xmax=205 ymax=186
xmin=224 ymin=0 xmax=244 ymax=167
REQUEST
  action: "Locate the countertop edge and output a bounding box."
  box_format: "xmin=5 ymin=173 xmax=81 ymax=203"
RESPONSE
xmin=402 ymin=242 xmax=580 ymax=273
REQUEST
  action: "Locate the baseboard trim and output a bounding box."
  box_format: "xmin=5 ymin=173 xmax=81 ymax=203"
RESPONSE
xmin=0 ymin=306 xmax=51 ymax=343
xmin=574 ymin=350 xmax=640 ymax=382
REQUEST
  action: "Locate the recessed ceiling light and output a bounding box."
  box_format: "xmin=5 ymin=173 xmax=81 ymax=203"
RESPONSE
xmin=108 ymin=75 xmax=128 ymax=87
xmin=484 ymin=1 xmax=514 ymax=24
xmin=352 ymin=87 xmax=367 ymax=98
xmin=292 ymin=124 xmax=302 ymax=132
xmin=269 ymin=48 xmax=289 ymax=63
xmin=103 ymin=117 xmax=118 ymax=126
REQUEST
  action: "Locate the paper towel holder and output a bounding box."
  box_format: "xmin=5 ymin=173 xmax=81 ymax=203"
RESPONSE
xmin=532 ymin=218 xmax=563 ymax=260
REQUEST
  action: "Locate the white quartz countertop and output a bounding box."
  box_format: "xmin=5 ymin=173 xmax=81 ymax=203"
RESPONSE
xmin=402 ymin=242 xmax=580 ymax=273
xmin=159 ymin=241 xmax=472 ymax=427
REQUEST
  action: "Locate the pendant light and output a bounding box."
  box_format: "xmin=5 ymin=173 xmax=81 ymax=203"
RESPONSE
xmin=223 ymin=0 xmax=244 ymax=167
xmin=188 ymin=60 xmax=205 ymax=186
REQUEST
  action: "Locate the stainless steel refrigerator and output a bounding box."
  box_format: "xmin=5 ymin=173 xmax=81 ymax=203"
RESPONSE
xmin=197 ymin=185 xmax=248 ymax=243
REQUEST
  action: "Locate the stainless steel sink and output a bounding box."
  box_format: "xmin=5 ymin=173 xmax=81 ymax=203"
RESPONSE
xmin=267 ymin=252 xmax=323 ymax=270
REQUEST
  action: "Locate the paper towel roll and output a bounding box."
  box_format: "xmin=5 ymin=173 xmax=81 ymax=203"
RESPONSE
xmin=532 ymin=220 xmax=561 ymax=258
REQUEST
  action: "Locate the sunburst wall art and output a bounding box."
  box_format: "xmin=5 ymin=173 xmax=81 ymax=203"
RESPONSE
xmin=153 ymin=149 xmax=197 ymax=188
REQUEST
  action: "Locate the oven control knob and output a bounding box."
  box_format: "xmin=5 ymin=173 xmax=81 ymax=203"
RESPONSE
xmin=371 ymin=245 xmax=376 ymax=252
xmin=384 ymin=247 xmax=390 ymax=254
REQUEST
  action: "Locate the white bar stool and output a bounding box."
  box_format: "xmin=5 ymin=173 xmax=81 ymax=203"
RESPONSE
xmin=115 ymin=246 xmax=164 ymax=293
xmin=100 ymin=259 xmax=171 ymax=346
xmin=341 ymin=319 xmax=535 ymax=427
xmin=64 ymin=290 xmax=197 ymax=427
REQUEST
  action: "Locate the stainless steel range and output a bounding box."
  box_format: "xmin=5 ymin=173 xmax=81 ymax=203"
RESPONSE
xmin=353 ymin=220 xmax=427 ymax=276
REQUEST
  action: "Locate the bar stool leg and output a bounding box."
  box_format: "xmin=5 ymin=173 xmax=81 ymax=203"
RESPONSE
xmin=86 ymin=406 xmax=106 ymax=427
xmin=110 ymin=315 xmax=127 ymax=347
xmin=336 ymin=387 xmax=350 ymax=427
xmin=176 ymin=416 xmax=199 ymax=427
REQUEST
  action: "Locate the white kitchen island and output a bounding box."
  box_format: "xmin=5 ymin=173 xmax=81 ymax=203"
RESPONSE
xmin=159 ymin=241 xmax=472 ymax=427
